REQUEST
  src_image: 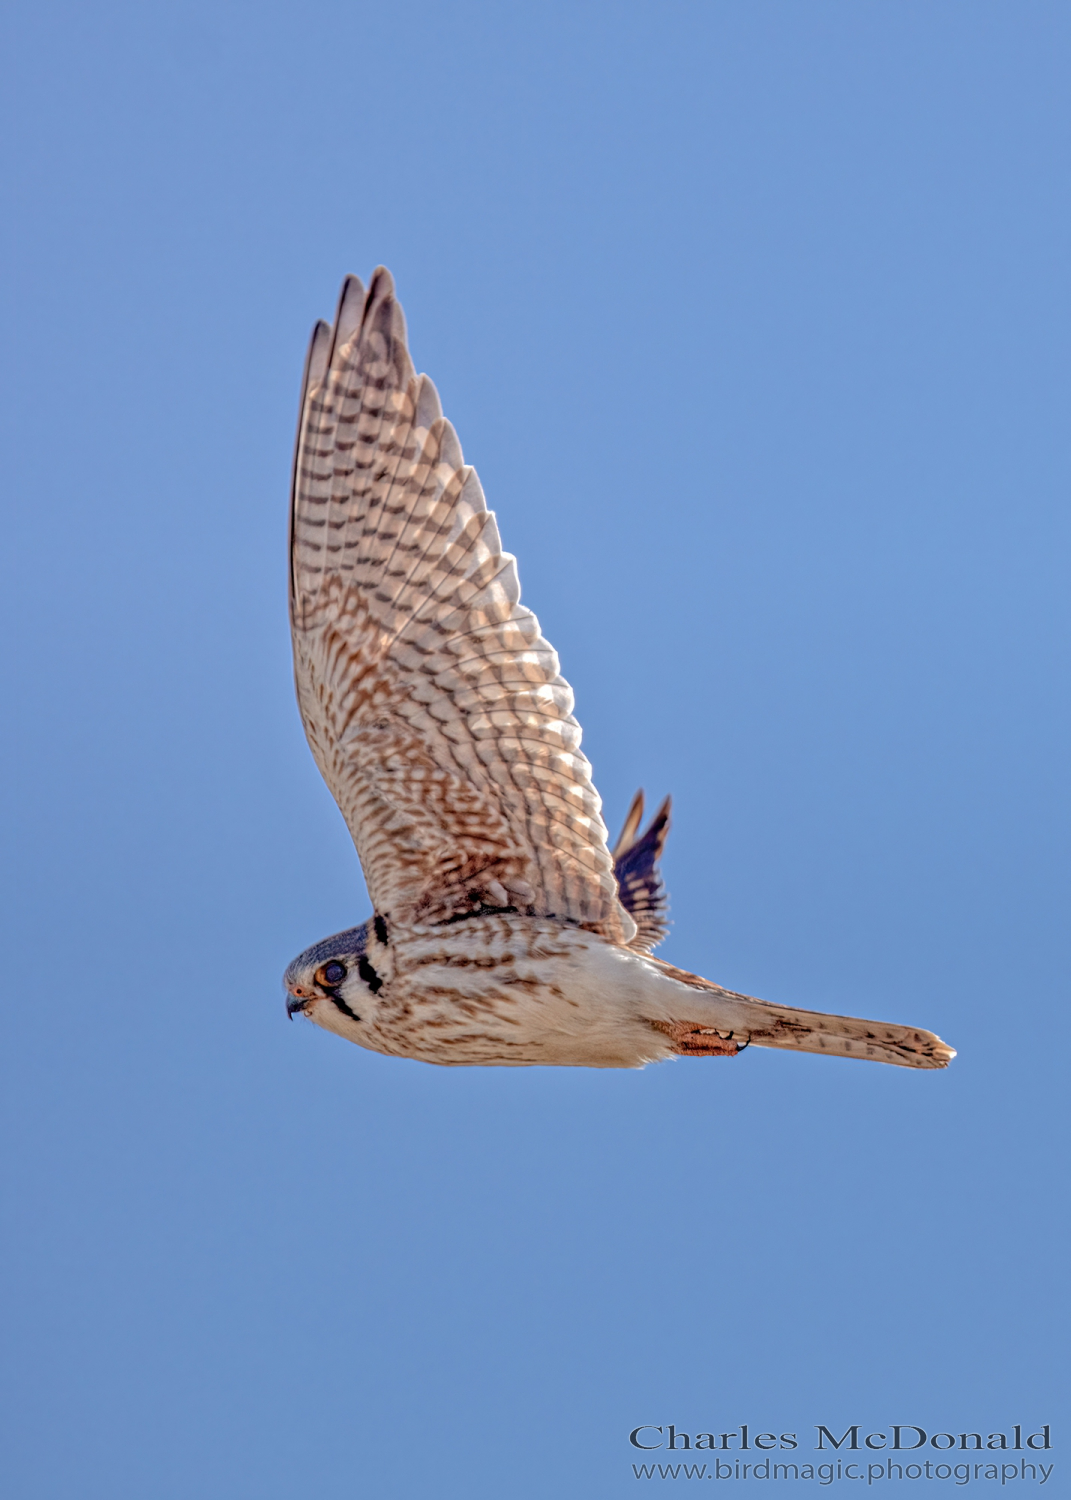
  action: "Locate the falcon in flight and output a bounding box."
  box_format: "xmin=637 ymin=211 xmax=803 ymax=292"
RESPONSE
xmin=284 ymin=269 xmax=954 ymax=1072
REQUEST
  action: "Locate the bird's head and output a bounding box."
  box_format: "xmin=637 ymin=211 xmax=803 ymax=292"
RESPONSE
xmin=283 ymin=918 xmax=389 ymax=1027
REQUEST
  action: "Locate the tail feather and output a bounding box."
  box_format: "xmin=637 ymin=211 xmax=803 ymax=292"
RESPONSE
xmin=652 ymin=959 xmax=955 ymax=1070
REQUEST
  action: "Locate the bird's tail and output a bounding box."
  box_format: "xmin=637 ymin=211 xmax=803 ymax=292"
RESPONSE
xmin=650 ymin=959 xmax=955 ymax=1069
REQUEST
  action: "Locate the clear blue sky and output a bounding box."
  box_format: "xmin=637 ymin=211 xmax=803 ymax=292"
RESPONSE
xmin=2 ymin=3 xmax=1066 ymax=1496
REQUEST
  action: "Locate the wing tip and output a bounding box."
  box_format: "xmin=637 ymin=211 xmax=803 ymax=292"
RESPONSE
xmin=289 ymin=317 xmax=333 ymax=546
xmin=367 ymin=264 xmax=396 ymax=300
xmin=359 ymin=264 xmax=410 ymax=371
xmin=305 ymin=319 xmax=332 ymax=394
xmin=613 ymin=791 xmax=671 ymax=862
xmin=327 ymin=274 xmax=367 ymax=366
xmin=611 ymin=790 xmax=646 ymax=859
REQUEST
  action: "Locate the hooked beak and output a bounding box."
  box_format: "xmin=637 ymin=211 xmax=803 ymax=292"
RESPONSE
xmin=286 ymin=985 xmax=316 ymax=1020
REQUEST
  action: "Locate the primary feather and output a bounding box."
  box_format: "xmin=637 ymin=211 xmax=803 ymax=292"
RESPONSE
xmin=290 ymin=268 xmax=634 ymax=942
xmin=612 ymin=791 xmax=672 ymax=952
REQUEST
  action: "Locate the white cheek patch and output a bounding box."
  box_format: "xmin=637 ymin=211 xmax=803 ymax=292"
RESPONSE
xmin=309 ymin=995 xmax=365 ymax=1039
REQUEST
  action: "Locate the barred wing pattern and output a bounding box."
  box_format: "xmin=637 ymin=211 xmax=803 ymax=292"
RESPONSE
xmin=290 ymin=269 xmax=635 ymax=942
xmin=611 ymin=791 xmax=672 ymax=952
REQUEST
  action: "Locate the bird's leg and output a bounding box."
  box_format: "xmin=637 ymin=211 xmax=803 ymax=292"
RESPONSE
xmin=649 ymin=1018 xmax=742 ymax=1057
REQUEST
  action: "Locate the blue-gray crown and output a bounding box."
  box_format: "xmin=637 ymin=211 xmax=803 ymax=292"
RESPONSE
xmin=283 ymin=922 xmax=370 ymax=990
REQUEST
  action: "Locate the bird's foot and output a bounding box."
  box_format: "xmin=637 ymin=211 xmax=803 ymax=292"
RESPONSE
xmin=650 ymin=1019 xmax=743 ymax=1057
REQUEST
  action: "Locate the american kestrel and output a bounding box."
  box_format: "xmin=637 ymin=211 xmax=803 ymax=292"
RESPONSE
xmin=283 ymin=269 xmax=954 ymax=1071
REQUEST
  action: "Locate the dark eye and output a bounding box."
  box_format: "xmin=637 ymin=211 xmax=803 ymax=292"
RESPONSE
xmin=316 ymin=961 xmax=346 ymax=987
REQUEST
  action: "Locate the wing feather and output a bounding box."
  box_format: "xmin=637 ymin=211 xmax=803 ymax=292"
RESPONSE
xmin=290 ymin=269 xmax=634 ymax=940
xmin=612 ymin=792 xmax=672 ymax=951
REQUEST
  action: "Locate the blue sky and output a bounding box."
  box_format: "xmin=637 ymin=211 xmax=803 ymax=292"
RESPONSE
xmin=2 ymin=3 xmax=1067 ymax=1496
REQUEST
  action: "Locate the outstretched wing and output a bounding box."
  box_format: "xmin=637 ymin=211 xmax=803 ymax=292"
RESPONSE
xmin=290 ymin=269 xmax=635 ymax=941
xmin=611 ymin=791 xmax=671 ymax=952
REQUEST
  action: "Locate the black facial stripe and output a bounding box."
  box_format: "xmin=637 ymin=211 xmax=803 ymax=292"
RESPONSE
xmin=327 ymin=992 xmax=362 ymax=1025
xmin=374 ymin=913 xmax=388 ymax=946
xmin=358 ymin=955 xmax=383 ymax=994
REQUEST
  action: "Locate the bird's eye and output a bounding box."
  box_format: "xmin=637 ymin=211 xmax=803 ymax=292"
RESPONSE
xmin=316 ymin=961 xmax=346 ymax=987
